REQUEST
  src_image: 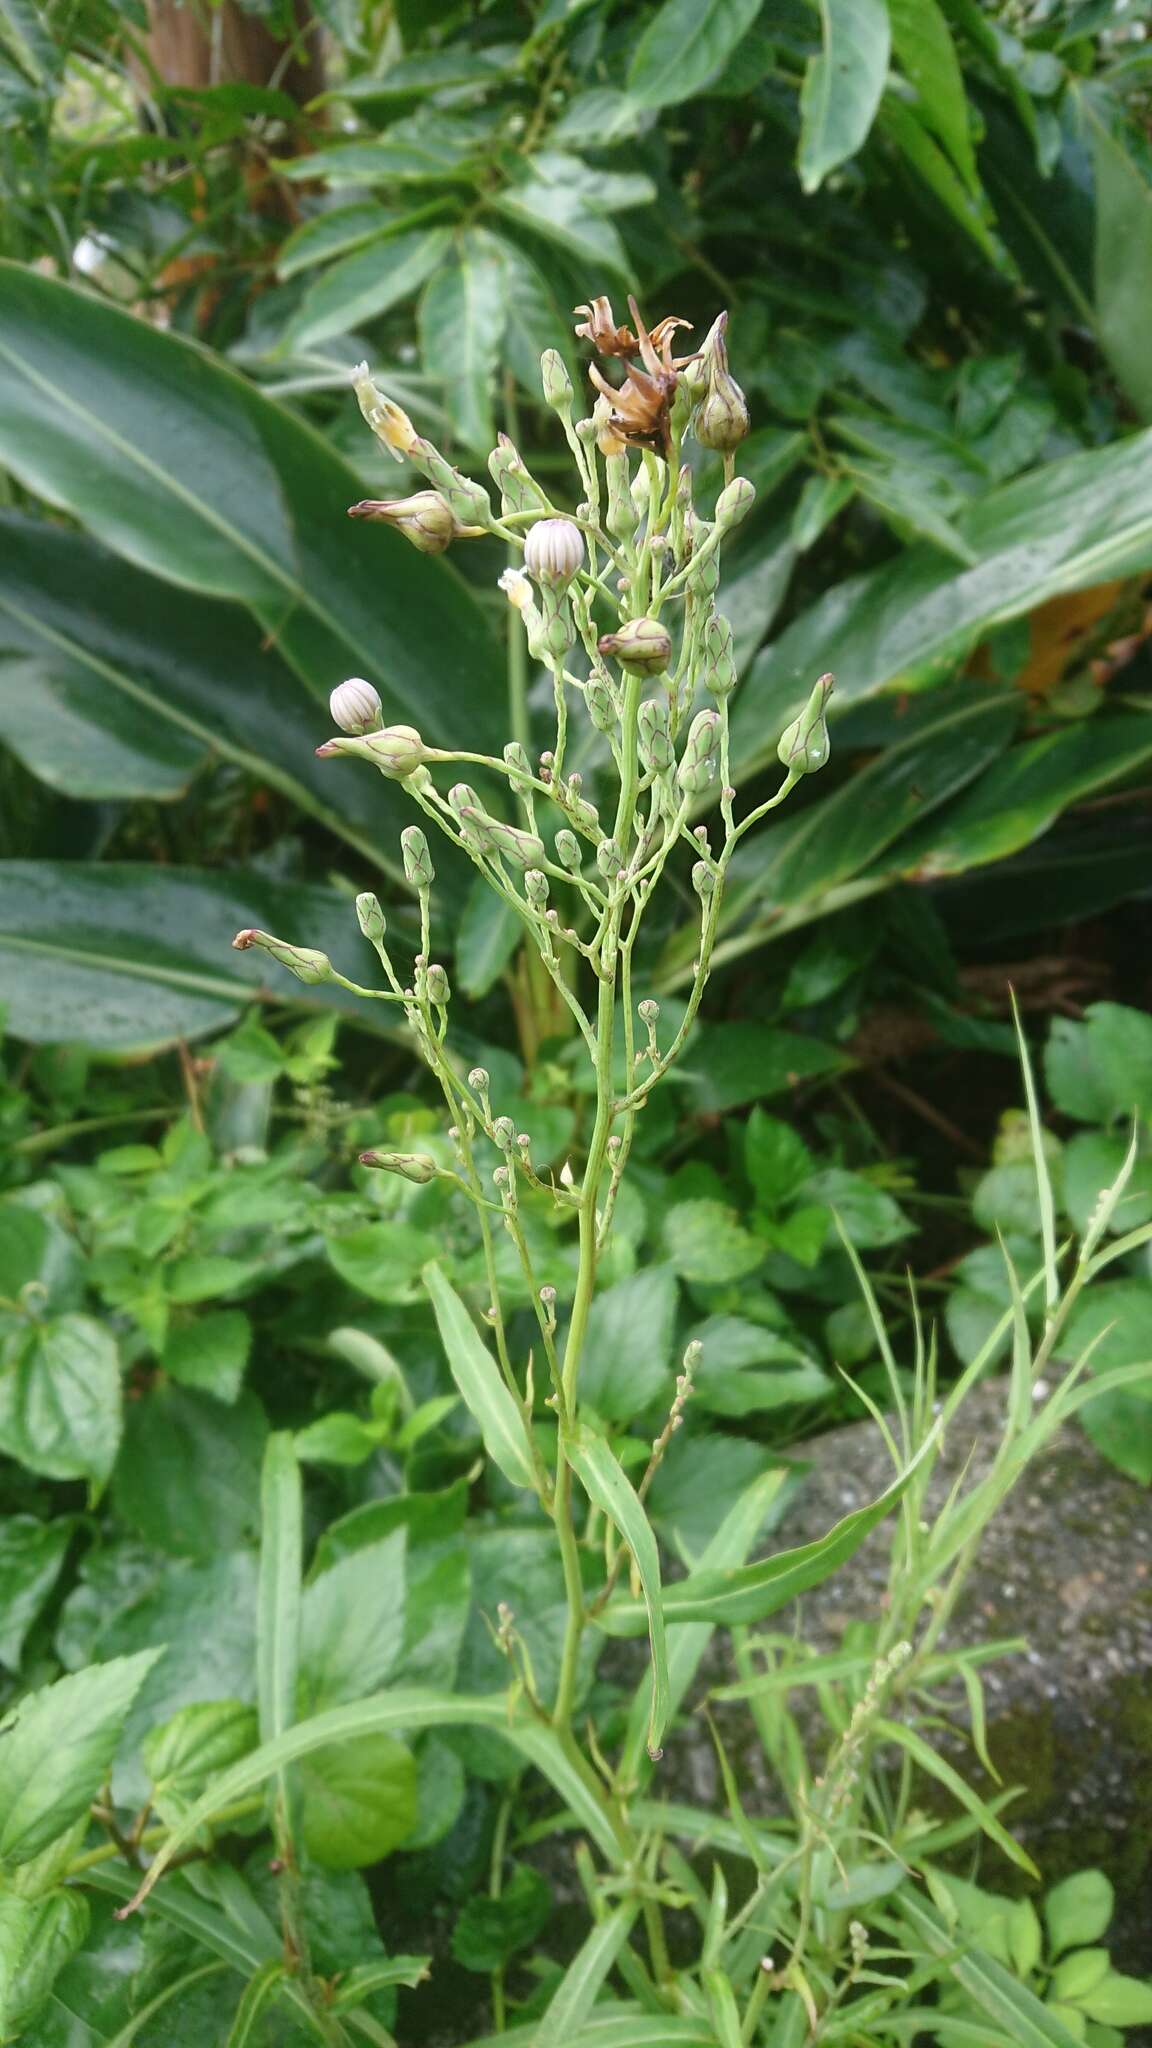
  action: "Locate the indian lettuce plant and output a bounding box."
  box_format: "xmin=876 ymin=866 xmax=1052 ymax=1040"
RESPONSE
xmin=5 ymin=297 xmax=1152 ymax=2048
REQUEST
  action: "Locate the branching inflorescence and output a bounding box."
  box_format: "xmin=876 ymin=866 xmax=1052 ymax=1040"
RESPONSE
xmin=232 ymin=295 xmax=833 ymax=1757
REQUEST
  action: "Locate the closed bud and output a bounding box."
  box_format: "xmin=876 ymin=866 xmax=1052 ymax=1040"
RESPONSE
xmin=692 ymin=860 xmax=716 ymax=899
xmin=329 ymin=677 xmax=382 ymax=735
xmin=468 ymin=1066 xmax=490 ymax=1096
xmin=348 ymin=489 xmax=481 ymax=553
xmin=539 ymin=583 xmax=575 ymax=659
xmin=585 ymin=674 xmax=616 ymax=733
xmin=424 ymin=963 xmax=451 ymax=1005
xmin=638 ymin=997 xmax=660 ymax=1023
xmin=352 ymin=363 xmax=418 ymax=462
xmin=638 ymin=697 xmax=675 ymax=775
xmin=232 ymin=929 xmax=331 ymax=985
xmin=604 ymin=447 xmax=638 ymax=536
xmin=540 ymin=348 xmax=574 ymax=412
xmin=465 ymin=813 xmax=547 ymax=870
xmin=714 ymin=475 xmax=756 ymax=534
xmin=554 ymin=828 xmax=582 ymax=871
xmin=524 ymin=868 xmax=550 ymax=904
xmin=409 ymin=438 xmax=493 ymax=528
xmin=703 ymin=612 xmax=737 ymax=698
xmin=524 ymin=517 xmax=584 ymax=590
xmin=596 ymin=837 xmax=623 ymax=879
xmin=598 ymin=616 xmax=672 ymax=675
xmin=358 ymin=1149 xmax=438 ymax=1183
xmin=492 ymin=1116 xmax=516 ymax=1150
xmin=564 ymin=791 xmax=601 ymax=837
xmin=778 ymin=672 xmax=834 ymax=776
xmin=400 ymin=824 xmax=434 ymax=890
xmin=356 ymin=892 xmax=386 ymax=943
xmin=690 ymin=312 xmax=750 ymax=454
xmin=488 ymin=433 xmax=548 ymax=517
xmin=503 ymin=740 xmax=534 ymax=794
xmin=316 ymin=725 xmax=428 ymax=779
xmin=677 ymin=708 xmax=721 ymax=795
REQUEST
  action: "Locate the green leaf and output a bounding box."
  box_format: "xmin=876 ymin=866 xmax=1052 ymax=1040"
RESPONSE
xmin=0 ymin=265 xmax=503 ymax=753
xmin=285 ymin=224 xmax=452 ymax=353
xmin=298 ymin=1532 xmax=406 ymax=1712
xmin=1091 ymin=111 xmax=1152 ymax=424
xmin=329 ymin=1222 xmax=441 ymax=1306
xmin=143 ymin=1700 xmax=259 ymax=1827
xmin=899 ymin=1892 xmax=1099 ymax=2048
xmin=455 ymin=873 xmax=521 ymax=999
xmin=1045 ymin=1871 xmax=1115 ymax=1957
xmin=1072 ymin=1971 xmax=1152 ymax=2027
xmin=887 ymin=0 xmax=977 ymax=190
xmin=628 ymin=0 xmax=762 ymax=108
xmin=451 ymin=1863 xmax=551 ymax=1973
xmin=876 ymin=1718 xmax=1036 ymax=1874
xmin=577 ymin=1266 xmax=678 ymax=1419
xmin=423 ymin=1262 xmax=535 ymax=1491
xmin=492 ymin=161 xmax=630 ymax=283
xmin=225 ymin=1962 xmax=286 ymax=2048
xmin=257 ymin=1435 xmax=302 ymax=1827
xmin=0 ymin=1202 xmax=82 ymax=1311
xmin=602 ymin=1432 xmax=934 ymax=1631
xmin=296 ymin=1730 xmax=417 ymax=1869
xmin=1046 ymin=1003 xmax=1152 ymax=1125
xmin=0 ymin=1515 xmax=72 ymax=1671
xmin=0 ymin=1888 xmax=90 ymax=2041
xmin=278 ymin=201 xmax=401 ymax=279
xmin=0 ymin=1314 xmax=120 ymax=1489
xmin=565 ymin=1427 xmax=670 ymax=1759
xmin=127 ymin=1688 xmax=626 ymax=1909
xmin=532 ymin=1904 xmax=641 ymax=2048
xmin=745 ymin=1110 xmax=815 ymax=1210
xmin=678 ymin=1021 xmax=849 ymax=1109
xmin=798 ymin=0 xmax=890 ymax=194
xmin=0 ymin=1650 xmax=161 ymax=1867
xmin=419 ymin=229 xmax=508 ymax=452
xmin=880 ymin=97 xmax=1005 ymax=269
xmin=114 ymin=1385 xmax=266 ymax=1558
xmin=163 ymin=1311 xmax=251 ymax=1404
xmin=663 ymin=1200 xmax=765 ymax=1286
xmin=0 ymin=648 xmax=204 ymax=800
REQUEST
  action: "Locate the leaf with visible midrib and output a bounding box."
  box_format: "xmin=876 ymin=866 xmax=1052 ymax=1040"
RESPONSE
xmin=628 ymin=0 xmax=762 ymax=109
xmin=424 ymin=1263 xmax=535 ymax=1491
xmin=798 ymin=0 xmax=891 ymax=194
xmin=564 ymin=1427 xmax=670 ymax=1760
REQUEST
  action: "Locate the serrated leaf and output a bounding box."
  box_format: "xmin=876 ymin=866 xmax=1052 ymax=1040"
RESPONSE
xmin=0 ymin=1650 xmax=161 ymax=1867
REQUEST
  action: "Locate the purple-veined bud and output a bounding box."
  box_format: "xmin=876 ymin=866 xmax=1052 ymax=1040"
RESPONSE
xmin=689 ymin=312 xmax=750 ymax=453
xmin=677 ymin=709 xmax=721 ymax=795
xmin=348 ymin=489 xmax=478 ymax=553
xmin=638 ymin=997 xmax=660 ymax=1024
xmin=598 ymin=616 xmax=672 ymax=675
xmin=554 ymin=828 xmax=581 ymax=871
xmin=358 ymin=1150 xmax=438 ymax=1182
xmin=692 ymin=860 xmax=716 ymax=899
xmin=638 ymin=697 xmax=675 ymax=775
xmin=492 ymin=1116 xmax=516 ymax=1150
xmin=703 ymin=612 xmax=737 ymax=698
xmin=424 ymin=963 xmax=450 ymax=1005
xmin=488 ymin=433 xmax=549 ymax=517
xmin=778 ymin=672 xmax=834 ymax=776
xmin=714 ymin=475 xmax=756 ymax=535
xmin=401 ymin=825 xmax=434 ymax=890
xmin=464 ymin=811 xmax=547 ymax=871
xmin=329 ymin=677 xmax=383 ymax=735
xmin=468 ymin=1066 xmax=490 ymax=1096
xmin=356 ymin=892 xmax=386 ymax=944
xmin=524 ymin=517 xmax=585 ymax=590
xmin=540 ymin=348 xmax=574 ymax=412
xmin=232 ymin=929 xmax=332 ymax=985
xmin=409 ymin=438 xmax=494 ymax=528
xmin=316 ymin=725 xmax=428 ymax=779
xmin=596 ymin=837 xmax=623 ymax=879
xmin=584 ymin=674 xmax=616 ymax=733
xmin=524 ymin=869 xmax=550 ymax=904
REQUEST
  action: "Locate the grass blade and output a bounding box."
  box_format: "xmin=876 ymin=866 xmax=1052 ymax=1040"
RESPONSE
xmin=226 ymin=1962 xmax=286 ymax=2047
xmin=899 ymin=1892 xmax=1086 ymax=2047
xmin=873 ymin=1718 xmax=1036 ymax=1875
xmin=1012 ymin=991 xmax=1058 ymax=1315
xmin=532 ymin=1903 xmax=639 ymax=2048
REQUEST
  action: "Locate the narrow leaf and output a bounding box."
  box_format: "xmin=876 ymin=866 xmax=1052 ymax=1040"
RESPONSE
xmin=899 ymin=1892 xmax=1085 ymax=2047
xmin=798 ymin=0 xmax=891 ymax=194
xmin=226 ymin=1962 xmax=286 ymax=2048
xmin=286 ymin=225 xmax=451 ymax=353
xmin=874 ymin=1719 xmax=1037 ymax=1875
xmin=531 ymin=1904 xmax=640 ymax=2048
xmin=1091 ymin=110 xmax=1152 ymax=423
xmin=628 ymin=0 xmax=762 ymax=108
xmin=424 ymin=1263 xmax=535 ymax=1491
xmin=565 ymin=1428 xmax=670 ymax=1759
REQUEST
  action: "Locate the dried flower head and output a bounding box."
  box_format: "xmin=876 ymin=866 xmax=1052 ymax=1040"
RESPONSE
xmin=573 ymin=295 xmax=637 ymax=357
xmin=584 ymin=295 xmax=695 ymax=455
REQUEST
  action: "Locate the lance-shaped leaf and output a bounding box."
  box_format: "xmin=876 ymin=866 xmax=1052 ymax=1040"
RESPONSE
xmin=531 ymin=1906 xmax=642 ymax=2048
xmin=798 ymin=0 xmax=890 ymax=195
xmin=628 ymin=0 xmax=762 ymax=108
xmin=898 ymin=1892 xmax=1085 ymax=2048
xmin=424 ymin=1263 xmax=536 ymax=1492
xmin=564 ymin=1427 xmax=669 ymax=1759
xmin=0 ymin=263 xmax=503 ymax=756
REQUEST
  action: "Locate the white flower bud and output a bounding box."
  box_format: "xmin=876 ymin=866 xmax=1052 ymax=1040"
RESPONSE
xmin=329 ymin=677 xmax=383 ymax=735
xmin=524 ymin=518 xmax=585 ymax=590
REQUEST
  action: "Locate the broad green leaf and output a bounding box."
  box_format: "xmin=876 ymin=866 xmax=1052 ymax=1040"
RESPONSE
xmin=0 ymin=516 xmax=401 ymax=873
xmin=798 ymin=0 xmax=890 ymax=195
xmin=163 ymin=1311 xmax=251 ymax=1404
xmin=731 ymin=426 xmax=1152 ymax=783
xmin=532 ymin=1905 xmax=640 ymax=2048
xmin=899 ymin=1892 xmax=1087 ymax=2048
xmin=0 ymin=1888 xmax=90 ymax=2041
xmin=455 ymin=874 xmax=521 ymax=999
xmin=663 ymin=1200 xmax=765 ymax=1285
xmin=275 ymin=118 xmax=483 ymax=187
xmin=0 ymin=1314 xmax=120 ymax=1489
xmin=888 ymin=0 xmax=977 ymax=191
xmin=1045 ymin=1003 xmax=1152 ymax=1124
xmin=1045 ymin=1870 xmax=1115 ymax=1957
xmin=114 ymin=1385 xmax=266 ymax=1558
xmin=143 ymin=1700 xmax=258 ymax=1829
xmin=296 ymin=1730 xmax=417 ymax=1869
xmin=329 ymin=1222 xmax=441 ymax=1306
xmin=600 ymin=1431 xmax=934 ymax=1630
xmin=419 ymin=229 xmax=510 ymax=452
xmin=127 ymin=1687 xmax=626 ymax=1908
xmin=0 ymin=266 xmax=503 ymax=756
xmin=423 ymin=1262 xmax=535 ymax=1491
xmin=492 ymin=161 xmax=630 ymax=283
xmin=278 ymin=201 xmax=401 ymax=279
xmin=451 ymin=1862 xmax=551 ymax=1972
xmin=577 ymin=1266 xmax=678 ymax=1420
xmin=298 ymin=1532 xmax=406 ymax=1711
xmin=0 ymin=1202 xmax=82 ymax=1310
xmin=0 ymin=649 xmax=204 ymax=800
xmin=883 ymin=717 xmax=1152 ymax=877
xmin=0 ymin=1515 xmax=73 ymax=1671
xmin=628 ymin=0 xmax=762 ymax=108
xmin=565 ymin=1427 xmax=670 ymax=1759
xmin=0 ymin=861 xmax=397 ymax=1050
xmin=0 ymin=1651 xmax=160 ymax=1867
xmin=850 ymin=454 xmax=978 ymax=563
xmin=1091 ymin=111 xmax=1152 ymax=423
xmin=285 ymin=224 xmax=452 ymax=353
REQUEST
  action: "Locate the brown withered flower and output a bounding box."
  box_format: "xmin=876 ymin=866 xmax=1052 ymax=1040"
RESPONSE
xmin=580 ymin=294 xmax=696 ymax=455
xmin=573 ymin=295 xmax=637 ymax=357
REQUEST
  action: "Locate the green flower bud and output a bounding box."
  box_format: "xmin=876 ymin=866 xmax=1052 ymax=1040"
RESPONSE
xmin=410 ymin=438 xmax=493 ymax=528
xmin=676 ymin=708 xmax=721 ymax=795
xmin=463 ymin=809 xmax=547 ymax=871
xmin=540 ymin=348 xmax=574 ymax=413
xmin=596 ymin=837 xmax=623 ymax=879
xmin=703 ymin=612 xmax=737 ymax=698
xmin=232 ymin=929 xmax=331 ymax=985
xmin=563 ymin=791 xmax=601 ymax=837
xmin=356 ymin=892 xmax=386 ymax=943
xmin=492 ymin=1116 xmax=516 ymax=1150
xmin=638 ymin=697 xmax=675 ymax=775
xmin=778 ymin=672 xmax=834 ymax=777
xmin=358 ymin=1149 xmax=438 ymax=1183
xmin=329 ymin=677 xmax=383 ymax=735
xmin=689 ymin=311 xmax=750 ymax=454
xmin=468 ymin=1066 xmax=490 ymax=1096
xmin=605 ymin=450 xmax=639 ymax=541
xmin=347 ymin=489 xmax=480 ymax=554
xmin=638 ymin=997 xmax=660 ymax=1024
xmin=554 ymin=828 xmax=582 ymax=871
xmin=598 ymin=617 xmax=672 ymax=675
xmin=424 ymin=963 xmax=451 ymax=1005
xmin=539 ymin=584 xmax=574 ymax=659
xmin=503 ymin=740 xmax=534 ymax=795
xmin=488 ymin=433 xmax=549 ymax=517
xmin=714 ymin=475 xmax=756 ymax=535
xmin=316 ymin=725 xmax=428 ymax=779
xmin=352 ymin=364 xmax=418 ymax=462
xmin=584 ymin=674 xmax=616 ymax=734
xmin=692 ymin=860 xmax=715 ymax=899
xmin=524 ymin=517 xmax=584 ymax=590
xmin=524 ymin=868 xmax=550 ymax=904
xmin=400 ymin=825 xmax=434 ymax=890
